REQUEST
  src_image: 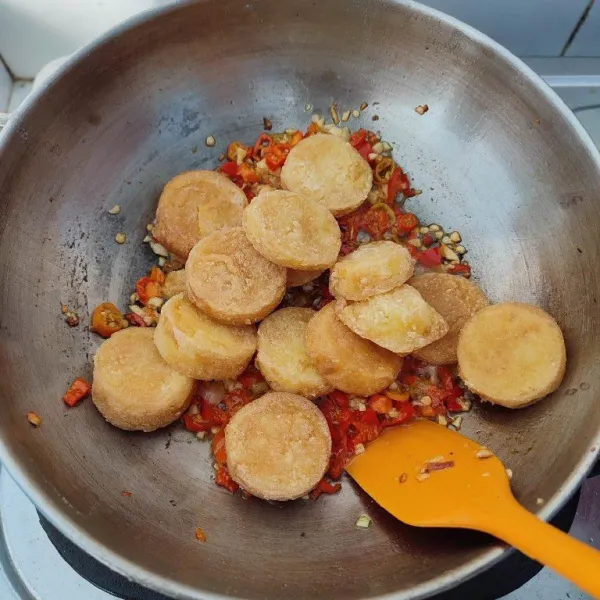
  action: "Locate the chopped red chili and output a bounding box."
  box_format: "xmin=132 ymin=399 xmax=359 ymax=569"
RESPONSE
xmin=349 ymin=129 xmax=374 ymax=161
xmin=388 ymin=167 xmax=410 ymax=203
xmin=329 ymin=390 xmax=350 ymax=408
xmin=238 ymin=163 xmax=260 ymax=183
xmin=224 ymin=389 xmax=251 ymax=415
xmin=350 ymin=129 xmax=367 ymax=148
xmin=200 ymin=400 xmax=228 ymax=427
xmin=422 ymin=233 xmax=434 ymax=246
xmin=211 ymin=428 xmax=227 ymax=466
xmin=339 ymin=204 xmax=390 ymax=242
xmin=183 ymin=412 xmax=211 ymax=433
xmin=136 ymin=276 xmax=161 ymax=305
xmin=328 ymin=445 xmax=350 ymax=480
xmin=265 ymin=152 xmax=285 ymax=171
xmin=438 ymin=368 xmax=465 ymax=412
xmin=215 ymin=466 xmax=239 ymax=493
xmin=417 ymin=247 xmax=443 ymax=267
xmin=356 ymin=142 xmax=373 ymax=161
xmin=149 ymin=266 xmax=165 ymax=285
xmin=350 ymin=408 xmax=381 ymax=446
xmin=220 ymin=161 xmax=239 ymax=177
xmin=310 ymin=478 xmax=342 ymax=500
xmin=124 ymin=312 xmax=146 ymax=327
xmin=382 ymin=402 xmax=415 ymax=427
xmin=369 ymin=394 xmax=393 ymax=414
xmin=449 ymin=263 xmax=472 ymax=278
xmin=264 ymin=143 xmax=290 ymax=171
xmin=238 ymin=365 xmax=265 ymax=389
xmin=405 ymin=243 xmax=419 ymax=258
xmin=397 ymin=212 xmax=419 ymax=233
xmin=290 ymin=130 xmax=304 ymax=146
xmin=253 ymin=133 xmax=272 ymax=158
xmin=63 ymin=377 xmax=92 ymax=407
xmin=91 ymin=302 xmax=124 ymax=338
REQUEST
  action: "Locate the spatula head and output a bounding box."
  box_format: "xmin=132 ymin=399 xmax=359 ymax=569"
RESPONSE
xmin=346 ymin=419 xmax=512 ymax=529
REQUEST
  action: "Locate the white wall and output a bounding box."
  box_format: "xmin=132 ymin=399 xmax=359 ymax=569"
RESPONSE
xmin=0 ymin=0 xmax=173 ymax=79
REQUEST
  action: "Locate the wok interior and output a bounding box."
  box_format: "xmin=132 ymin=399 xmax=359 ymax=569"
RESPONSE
xmin=0 ymin=1 xmax=599 ymax=598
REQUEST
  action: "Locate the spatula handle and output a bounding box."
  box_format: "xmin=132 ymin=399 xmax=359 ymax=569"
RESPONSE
xmin=479 ymin=499 xmax=600 ymax=598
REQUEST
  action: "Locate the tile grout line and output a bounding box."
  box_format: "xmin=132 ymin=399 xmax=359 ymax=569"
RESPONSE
xmin=560 ymin=0 xmax=596 ymax=56
xmin=0 ymin=54 xmax=15 ymax=82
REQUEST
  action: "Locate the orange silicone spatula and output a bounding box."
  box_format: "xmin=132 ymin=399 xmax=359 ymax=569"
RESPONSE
xmin=346 ymin=419 xmax=600 ymax=597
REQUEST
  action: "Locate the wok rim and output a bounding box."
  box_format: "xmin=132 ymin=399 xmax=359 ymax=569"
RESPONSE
xmin=1 ymin=0 xmax=599 ymax=598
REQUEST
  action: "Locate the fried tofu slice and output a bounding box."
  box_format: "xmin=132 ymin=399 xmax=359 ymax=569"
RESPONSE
xmin=153 ymin=170 xmax=247 ymax=260
xmin=281 ymin=134 xmax=372 ymax=216
xmin=92 ymin=328 xmax=195 ymax=431
xmin=243 ymin=189 xmax=341 ymax=270
xmin=335 ymin=285 xmax=449 ymax=354
xmin=410 ymin=273 xmax=488 ymax=365
xmin=330 ymin=241 xmax=414 ymax=301
xmin=458 ymin=302 xmax=566 ymax=408
xmin=186 ymin=227 xmax=286 ymax=325
xmin=154 ymin=293 xmax=257 ymax=380
xmin=257 ymin=307 xmax=332 ymax=399
xmin=225 ymin=392 xmax=331 ymax=500
xmin=286 ymin=268 xmax=324 ymax=288
xmin=162 ymin=269 xmax=186 ymax=299
xmin=306 ymin=303 xmax=403 ymax=396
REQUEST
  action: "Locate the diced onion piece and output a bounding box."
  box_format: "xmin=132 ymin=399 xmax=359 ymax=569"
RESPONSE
xmin=201 ymin=381 xmax=226 ymax=405
xmin=355 ymin=514 xmax=372 ymax=528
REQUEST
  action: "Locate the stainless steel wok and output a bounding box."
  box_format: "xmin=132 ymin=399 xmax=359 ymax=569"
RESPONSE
xmin=1 ymin=1 xmax=600 ymax=598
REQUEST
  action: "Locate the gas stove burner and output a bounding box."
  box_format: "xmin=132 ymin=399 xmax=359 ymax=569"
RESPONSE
xmin=0 ymin=461 xmax=594 ymax=600
xmin=39 ymin=515 xmax=169 ymax=600
xmin=37 ymin=489 xmax=583 ymax=600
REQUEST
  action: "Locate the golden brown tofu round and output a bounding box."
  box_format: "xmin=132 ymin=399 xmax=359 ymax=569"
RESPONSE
xmin=153 ymin=170 xmax=247 ymax=260
xmin=162 ymin=269 xmax=186 ymax=299
xmin=335 ymin=284 xmax=449 ymax=354
xmin=306 ymin=303 xmax=403 ymax=396
xmin=186 ymin=227 xmax=286 ymax=325
xmin=154 ymin=293 xmax=257 ymax=380
xmin=329 ymin=241 xmax=414 ymax=301
xmin=92 ymin=328 xmax=195 ymax=432
xmin=256 ymin=308 xmax=333 ymax=399
xmin=281 ymin=134 xmax=373 ymax=216
xmin=225 ymin=392 xmax=332 ymax=501
xmin=410 ymin=273 xmax=488 ymax=365
xmin=457 ymin=302 xmax=566 ymax=408
xmin=243 ymin=189 xmax=341 ymax=270
xmin=286 ymin=268 xmax=324 ymax=288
